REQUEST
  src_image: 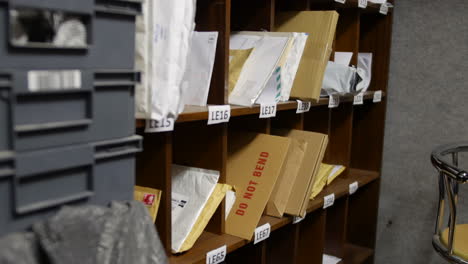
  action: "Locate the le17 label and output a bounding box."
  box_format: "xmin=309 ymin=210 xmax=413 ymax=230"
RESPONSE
xmin=329 ymin=95 xmax=340 ymax=108
xmin=206 ymin=245 xmax=226 ymax=264
xmin=349 ymin=181 xmax=359 ymax=195
xmin=373 ymin=90 xmax=382 ymax=103
xmin=254 ymin=223 xmax=271 ymax=244
xmin=296 ymin=100 xmax=311 ymax=113
xmin=260 ymin=103 xmax=277 ymax=118
xmin=323 ymin=193 xmax=335 ymax=209
xmin=358 ymin=0 xmax=367 ymax=8
xmin=208 ymin=105 xmax=231 ymax=125
xmin=354 ymin=93 xmax=364 ymax=105
xmin=145 ymin=118 xmax=175 ymax=133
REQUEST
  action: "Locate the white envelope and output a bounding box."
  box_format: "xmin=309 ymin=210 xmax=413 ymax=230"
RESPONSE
xmin=171 ymin=165 xmax=220 ymax=253
xmin=321 ymin=61 xmax=357 ymax=95
xmin=334 ymin=51 xmax=353 ymax=66
xmin=280 ymin=33 xmax=308 ymax=102
xmin=229 ymin=32 xmax=291 ymax=106
xmin=180 ymin=31 xmax=219 ymax=107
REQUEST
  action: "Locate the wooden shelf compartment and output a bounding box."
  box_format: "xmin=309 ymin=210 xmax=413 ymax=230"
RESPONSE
xmin=135 ymin=91 xmax=383 ymax=128
xmin=344 ymin=243 xmax=374 ymax=264
xmin=169 ymin=168 xmax=379 ymax=264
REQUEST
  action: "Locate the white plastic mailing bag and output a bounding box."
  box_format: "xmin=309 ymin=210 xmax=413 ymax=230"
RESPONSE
xmin=356 ymin=53 xmax=373 ymax=93
xmin=180 ymin=31 xmax=219 ymax=107
xmin=135 ymin=0 xmax=197 ymax=121
xmin=321 ymin=61 xmax=358 ymax=95
xmin=229 ymin=32 xmax=290 ymax=106
xmin=171 ymin=165 xmax=219 ymax=253
xmin=280 ymin=33 xmax=308 ymax=102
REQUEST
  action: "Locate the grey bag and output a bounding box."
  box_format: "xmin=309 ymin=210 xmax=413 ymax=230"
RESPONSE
xmin=0 ymin=232 xmax=43 ymax=264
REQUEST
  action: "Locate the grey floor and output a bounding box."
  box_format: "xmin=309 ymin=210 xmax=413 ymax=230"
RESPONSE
xmin=376 ymin=0 xmax=468 ymax=263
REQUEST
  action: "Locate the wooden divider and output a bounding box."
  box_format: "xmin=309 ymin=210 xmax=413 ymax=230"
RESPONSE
xmin=135 ymin=0 xmax=394 ymax=263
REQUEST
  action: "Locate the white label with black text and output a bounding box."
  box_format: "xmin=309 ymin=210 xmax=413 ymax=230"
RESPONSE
xmin=349 ymin=181 xmax=359 ymax=195
xmin=254 ymin=223 xmax=271 ymax=244
xmin=323 ymin=194 xmax=335 ymax=209
xmin=329 ymin=95 xmax=340 ymax=108
xmin=260 ymin=103 xmax=277 ymax=118
xmin=208 ymin=105 xmax=231 ymax=125
xmin=28 ymin=70 xmax=81 ymax=92
xmin=335 ymin=0 xmax=346 ymax=3
xmin=145 ymin=118 xmax=175 ymax=133
xmin=293 ymin=215 xmax=306 ymax=224
xmin=206 ymin=245 xmax=227 ymax=264
xmin=358 ymin=0 xmax=367 ymax=8
xmin=353 ymin=93 xmax=364 ymax=105
xmin=380 ymin=3 xmax=388 ymax=15
xmin=373 ymin=90 xmax=382 ymax=103
xmin=296 ymin=100 xmax=311 ymax=113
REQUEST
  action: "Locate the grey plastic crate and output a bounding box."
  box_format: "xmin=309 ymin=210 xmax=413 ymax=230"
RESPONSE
xmin=0 ymin=0 xmax=141 ymax=70
xmin=0 ymin=135 xmax=142 ymax=236
xmin=0 ymin=70 xmax=137 ymax=152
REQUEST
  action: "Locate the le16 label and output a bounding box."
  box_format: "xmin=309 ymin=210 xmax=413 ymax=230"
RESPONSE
xmin=260 ymin=103 xmax=277 ymax=118
xmin=296 ymin=100 xmax=311 ymax=113
xmin=145 ymin=118 xmax=175 ymax=133
xmin=206 ymin=245 xmax=226 ymax=264
xmin=208 ymin=105 xmax=231 ymax=125
xmin=254 ymin=223 xmax=271 ymax=244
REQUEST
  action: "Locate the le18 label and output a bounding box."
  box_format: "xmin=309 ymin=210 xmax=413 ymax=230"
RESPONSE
xmin=349 ymin=181 xmax=359 ymax=195
xmin=380 ymin=3 xmax=388 ymax=15
xmin=353 ymin=93 xmax=364 ymax=105
xmin=206 ymin=245 xmax=226 ymax=264
xmin=373 ymin=90 xmax=382 ymax=103
xmin=329 ymin=95 xmax=340 ymax=108
xmin=358 ymin=0 xmax=367 ymax=8
xmin=260 ymin=103 xmax=277 ymax=118
xmin=208 ymin=105 xmax=231 ymax=125
xmin=145 ymin=118 xmax=175 ymax=133
xmin=254 ymin=223 xmax=271 ymax=244
xmin=296 ymin=100 xmax=311 ymax=113
xmin=323 ymin=193 xmax=335 ymax=209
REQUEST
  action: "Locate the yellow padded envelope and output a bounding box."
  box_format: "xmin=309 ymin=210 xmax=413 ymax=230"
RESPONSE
xmin=134 ymin=186 xmax=162 ymax=223
xmin=178 ymin=183 xmax=233 ymax=253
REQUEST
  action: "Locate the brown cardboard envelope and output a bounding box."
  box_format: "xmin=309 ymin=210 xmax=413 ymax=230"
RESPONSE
xmin=272 ymin=129 xmax=328 ymax=217
xmin=275 ymin=11 xmax=339 ymax=101
xmin=225 ymin=132 xmax=291 ymax=240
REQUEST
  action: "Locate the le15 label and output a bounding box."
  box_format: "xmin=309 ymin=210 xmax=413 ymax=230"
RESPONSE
xmin=254 ymin=223 xmax=271 ymax=244
xmin=353 ymin=93 xmax=364 ymax=105
xmin=349 ymin=181 xmax=359 ymax=195
xmin=358 ymin=0 xmax=367 ymax=8
xmin=260 ymin=103 xmax=277 ymax=118
xmin=380 ymin=3 xmax=388 ymax=15
xmin=329 ymin=95 xmax=340 ymax=108
xmin=206 ymin=245 xmax=226 ymax=264
xmin=373 ymin=90 xmax=382 ymax=103
xmin=145 ymin=118 xmax=175 ymax=133
xmin=208 ymin=105 xmax=231 ymax=125
xmin=296 ymin=100 xmax=311 ymax=113
xmin=323 ymin=193 xmax=335 ymax=209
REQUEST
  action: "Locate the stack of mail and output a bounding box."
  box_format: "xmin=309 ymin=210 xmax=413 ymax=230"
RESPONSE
xmin=135 ymin=0 xmax=197 ymax=122
xmin=171 ymin=165 xmax=232 ymax=253
xmin=229 ymin=31 xmax=308 ymax=106
xmin=310 ymin=164 xmax=346 ymax=199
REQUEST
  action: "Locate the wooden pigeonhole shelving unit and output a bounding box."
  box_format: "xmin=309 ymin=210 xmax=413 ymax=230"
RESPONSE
xmin=135 ymin=0 xmax=394 ymax=263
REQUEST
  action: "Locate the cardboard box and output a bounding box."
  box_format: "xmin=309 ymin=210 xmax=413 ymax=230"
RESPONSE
xmin=272 ymin=129 xmax=328 ymax=217
xmin=275 ymin=11 xmax=339 ymax=101
xmin=265 ymin=138 xmax=308 ymax=218
xmin=225 ymin=132 xmax=291 ymax=240
xmin=134 ymin=186 xmax=162 ymax=223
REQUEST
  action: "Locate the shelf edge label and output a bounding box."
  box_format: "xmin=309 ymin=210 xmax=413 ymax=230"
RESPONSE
xmin=353 ymin=93 xmax=364 ymax=105
xmin=296 ymin=100 xmax=311 ymax=113
xmin=254 ymin=223 xmax=271 ymax=244
xmin=145 ymin=118 xmax=175 ymax=133
xmin=323 ymin=193 xmax=335 ymax=209
xmin=208 ymin=105 xmax=231 ymax=125
xmin=260 ymin=103 xmax=277 ymax=118
xmin=328 ymin=95 xmax=340 ymax=108
xmin=206 ymin=245 xmax=227 ymax=264
xmin=373 ymin=90 xmax=382 ymax=103
xmin=349 ymin=181 xmax=359 ymax=195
